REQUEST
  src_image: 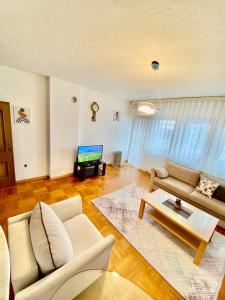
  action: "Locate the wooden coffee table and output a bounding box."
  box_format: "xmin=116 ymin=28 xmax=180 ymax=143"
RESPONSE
xmin=138 ymin=189 xmax=219 ymax=265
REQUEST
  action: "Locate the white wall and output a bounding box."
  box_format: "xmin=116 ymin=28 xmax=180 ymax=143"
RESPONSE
xmin=49 ymin=77 xmax=80 ymax=178
xmin=49 ymin=80 xmax=131 ymax=178
xmin=0 ymin=64 xmax=131 ymax=180
xmin=0 ymin=65 xmax=48 ymax=180
xmin=79 ymin=87 xmax=131 ymax=163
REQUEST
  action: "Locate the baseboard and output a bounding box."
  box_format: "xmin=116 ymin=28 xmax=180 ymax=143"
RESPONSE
xmin=16 ymin=172 xmax=74 ymax=183
xmin=16 ymin=175 xmax=49 ymax=183
xmin=50 ymin=173 xmax=73 ymax=180
xmin=109 ymin=160 xmax=129 ymax=167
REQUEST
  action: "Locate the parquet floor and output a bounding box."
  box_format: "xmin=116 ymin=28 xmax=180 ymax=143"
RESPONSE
xmin=0 ymin=165 xmax=224 ymax=300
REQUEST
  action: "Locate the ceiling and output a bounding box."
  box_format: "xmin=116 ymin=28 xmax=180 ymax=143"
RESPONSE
xmin=0 ymin=0 xmax=225 ymax=99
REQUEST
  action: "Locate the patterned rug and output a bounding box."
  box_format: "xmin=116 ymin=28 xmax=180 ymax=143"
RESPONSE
xmin=92 ymin=184 xmax=225 ymax=300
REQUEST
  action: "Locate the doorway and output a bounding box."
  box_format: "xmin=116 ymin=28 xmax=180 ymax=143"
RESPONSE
xmin=0 ymin=101 xmax=15 ymax=188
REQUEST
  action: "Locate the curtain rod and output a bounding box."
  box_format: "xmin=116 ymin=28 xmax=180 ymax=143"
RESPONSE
xmin=130 ymin=95 xmax=225 ymax=104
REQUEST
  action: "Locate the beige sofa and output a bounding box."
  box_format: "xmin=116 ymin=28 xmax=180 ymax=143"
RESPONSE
xmin=150 ymin=160 xmax=225 ymax=229
xmin=8 ymin=196 xmax=115 ymax=300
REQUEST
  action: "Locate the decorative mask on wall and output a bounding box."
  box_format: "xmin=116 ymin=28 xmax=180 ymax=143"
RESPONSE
xmin=13 ymin=106 xmax=31 ymax=124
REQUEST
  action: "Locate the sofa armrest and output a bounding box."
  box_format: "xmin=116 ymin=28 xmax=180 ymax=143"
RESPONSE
xmin=150 ymin=168 xmax=156 ymax=192
xmin=50 ymin=195 xmax=82 ymax=222
xmin=15 ymin=235 xmax=115 ymax=300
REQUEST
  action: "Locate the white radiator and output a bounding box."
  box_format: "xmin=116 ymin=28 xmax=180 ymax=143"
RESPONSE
xmin=113 ymin=151 xmax=122 ymax=166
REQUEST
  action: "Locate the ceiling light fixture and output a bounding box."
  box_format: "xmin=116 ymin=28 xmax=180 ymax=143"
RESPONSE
xmin=137 ymin=104 xmax=155 ymax=115
xmin=151 ymin=61 xmax=159 ymax=71
xmin=151 ymin=60 xmax=161 ymax=100
xmin=130 ymin=60 xmax=161 ymax=116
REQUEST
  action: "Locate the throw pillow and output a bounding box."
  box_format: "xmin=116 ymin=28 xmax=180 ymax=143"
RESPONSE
xmin=155 ymin=167 xmax=169 ymax=179
xmin=30 ymin=202 xmax=73 ymax=275
xmin=213 ymin=185 xmax=225 ymax=202
xmin=195 ymin=177 xmax=219 ymax=198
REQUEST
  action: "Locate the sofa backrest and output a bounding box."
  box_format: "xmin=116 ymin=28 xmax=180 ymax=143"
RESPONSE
xmin=166 ymin=160 xmax=201 ymax=187
xmin=201 ymin=172 xmax=225 ymax=187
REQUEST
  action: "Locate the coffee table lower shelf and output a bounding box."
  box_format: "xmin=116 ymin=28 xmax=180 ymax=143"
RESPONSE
xmin=146 ymin=209 xmax=200 ymax=250
xmin=139 ymin=199 xmax=209 ymax=265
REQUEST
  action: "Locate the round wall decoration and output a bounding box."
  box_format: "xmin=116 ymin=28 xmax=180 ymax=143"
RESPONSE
xmin=91 ymin=101 xmax=99 ymax=122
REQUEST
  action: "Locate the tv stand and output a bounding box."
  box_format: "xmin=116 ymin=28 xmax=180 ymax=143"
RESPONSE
xmin=74 ymin=160 xmax=106 ymax=181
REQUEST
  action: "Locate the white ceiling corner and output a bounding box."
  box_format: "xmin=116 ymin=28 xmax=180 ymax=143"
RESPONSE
xmin=0 ymin=0 xmax=225 ymax=99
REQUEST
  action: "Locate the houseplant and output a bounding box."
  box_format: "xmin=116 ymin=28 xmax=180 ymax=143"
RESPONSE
xmin=175 ymin=198 xmax=182 ymax=210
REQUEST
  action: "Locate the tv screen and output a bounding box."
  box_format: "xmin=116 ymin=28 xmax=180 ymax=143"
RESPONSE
xmin=77 ymin=145 xmax=103 ymax=163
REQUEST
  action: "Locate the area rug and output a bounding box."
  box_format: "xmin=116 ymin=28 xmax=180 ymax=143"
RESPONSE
xmin=92 ymin=184 xmax=225 ymax=300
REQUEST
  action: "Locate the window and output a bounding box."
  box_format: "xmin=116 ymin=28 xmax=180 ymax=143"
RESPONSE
xmin=174 ymin=120 xmax=212 ymax=168
xmin=208 ymin=126 xmax=225 ymax=178
xmin=128 ymin=100 xmax=225 ymax=179
xmin=149 ymin=119 xmax=175 ymax=156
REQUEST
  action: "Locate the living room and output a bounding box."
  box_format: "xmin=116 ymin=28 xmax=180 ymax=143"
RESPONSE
xmin=0 ymin=1 xmax=225 ymax=300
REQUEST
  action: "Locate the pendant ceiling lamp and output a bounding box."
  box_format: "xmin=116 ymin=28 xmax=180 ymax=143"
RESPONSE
xmin=130 ymin=60 xmax=161 ymax=116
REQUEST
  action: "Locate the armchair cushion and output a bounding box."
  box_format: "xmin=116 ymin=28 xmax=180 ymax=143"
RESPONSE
xmin=64 ymin=214 xmax=103 ymax=256
xmin=30 ymin=202 xmax=73 ymax=275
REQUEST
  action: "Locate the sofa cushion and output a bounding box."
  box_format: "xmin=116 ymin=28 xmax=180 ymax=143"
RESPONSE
xmin=155 ymin=167 xmax=169 ymax=179
xmin=196 ymin=177 xmax=219 ymax=198
xmin=189 ymin=191 xmax=225 ymax=217
xmin=30 ymin=202 xmax=73 ymax=275
xmin=213 ymin=186 xmax=225 ymax=202
xmin=154 ymin=176 xmax=194 ymax=198
xmin=166 ymin=160 xmax=201 ymax=187
xmin=64 ymin=214 xmax=102 ymax=256
xmin=8 ymin=219 xmax=39 ymax=294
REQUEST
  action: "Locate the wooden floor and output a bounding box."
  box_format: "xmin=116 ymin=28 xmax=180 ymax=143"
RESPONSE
xmin=0 ymin=165 xmax=224 ymax=300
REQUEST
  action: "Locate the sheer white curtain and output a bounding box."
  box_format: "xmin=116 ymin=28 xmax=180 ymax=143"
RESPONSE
xmin=128 ymin=98 xmax=225 ymax=179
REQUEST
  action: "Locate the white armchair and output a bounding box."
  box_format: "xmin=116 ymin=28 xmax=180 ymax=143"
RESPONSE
xmin=0 ymin=226 xmax=10 ymax=300
xmin=8 ymin=195 xmax=115 ymax=300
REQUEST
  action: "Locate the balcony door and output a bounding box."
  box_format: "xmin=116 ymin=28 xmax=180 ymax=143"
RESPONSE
xmin=0 ymin=101 xmax=15 ymax=188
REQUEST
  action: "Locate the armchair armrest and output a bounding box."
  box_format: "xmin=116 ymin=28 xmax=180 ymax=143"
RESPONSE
xmin=15 ymin=235 xmax=115 ymax=300
xmin=8 ymin=212 xmax=31 ymax=225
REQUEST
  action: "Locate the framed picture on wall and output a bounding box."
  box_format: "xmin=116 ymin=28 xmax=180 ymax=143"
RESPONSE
xmin=13 ymin=106 xmax=31 ymax=125
xmin=113 ymin=111 xmax=120 ymax=121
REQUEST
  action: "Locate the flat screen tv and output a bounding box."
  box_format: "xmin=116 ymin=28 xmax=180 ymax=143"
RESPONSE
xmin=77 ymin=145 xmax=103 ymax=163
